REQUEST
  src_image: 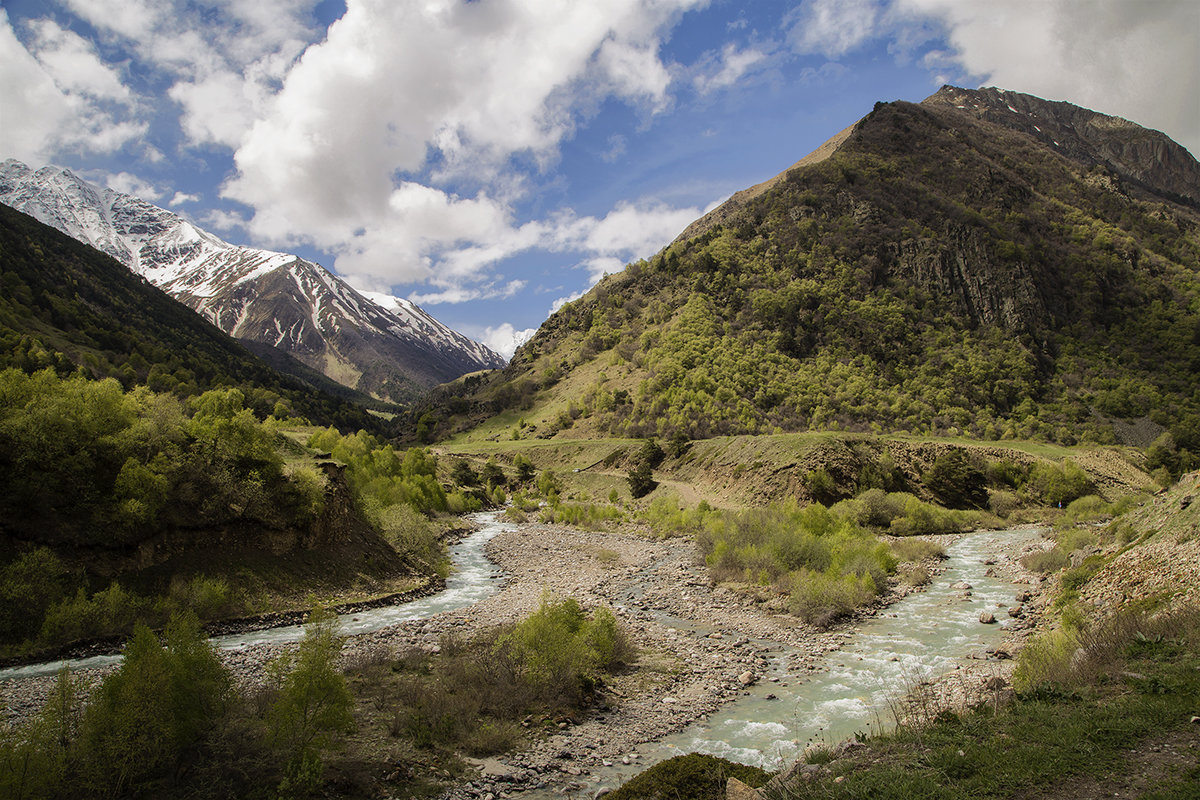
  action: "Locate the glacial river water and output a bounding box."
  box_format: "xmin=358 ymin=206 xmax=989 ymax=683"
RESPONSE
xmin=555 ymin=526 xmax=1039 ymax=796
xmin=0 ymin=511 xmax=513 ymax=680
xmin=1 ymin=513 xmax=1037 ymax=799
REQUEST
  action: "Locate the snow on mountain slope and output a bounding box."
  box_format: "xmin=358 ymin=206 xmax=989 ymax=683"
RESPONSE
xmin=0 ymin=159 xmax=505 ymax=402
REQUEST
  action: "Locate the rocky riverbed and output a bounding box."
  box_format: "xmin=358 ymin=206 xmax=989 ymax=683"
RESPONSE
xmin=0 ymin=518 xmax=1051 ymax=798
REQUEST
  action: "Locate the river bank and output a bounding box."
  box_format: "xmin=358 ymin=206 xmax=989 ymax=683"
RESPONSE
xmin=0 ymin=517 xmax=1051 ymax=798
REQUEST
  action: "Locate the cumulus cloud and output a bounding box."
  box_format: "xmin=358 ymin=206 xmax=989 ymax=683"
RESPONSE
xmin=169 ymin=191 xmax=199 ymax=207
xmin=480 ymin=323 xmax=537 ymax=361
xmin=895 ymin=0 xmax=1200 ymax=156
xmin=104 ymin=171 xmax=162 ymax=201
xmin=61 ymin=0 xmax=318 ymax=149
xmin=0 ymin=11 xmax=144 ymax=161
xmin=222 ymin=0 xmax=705 ymax=293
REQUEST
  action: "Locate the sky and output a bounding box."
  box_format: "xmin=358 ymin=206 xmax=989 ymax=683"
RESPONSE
xmin=2 ymin=1 xmax=1197 ymax=359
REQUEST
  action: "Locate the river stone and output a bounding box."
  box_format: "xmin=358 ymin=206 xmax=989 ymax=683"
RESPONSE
xmin=726 ymin=777 xmax=763 ymax=800
xmin=979 ymin=611 xmax=996 ymax=624
xmin=738 ymin=670 xmax=757 ymax=686
xmin=1008 ymin=605 xmax=1024 ymax=617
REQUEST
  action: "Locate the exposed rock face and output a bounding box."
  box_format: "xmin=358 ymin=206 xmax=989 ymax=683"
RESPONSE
xmin=924 ymin=86 xmax=1200 ymax=205
xmin=886 ymin=222 xmax=1047 ymax=333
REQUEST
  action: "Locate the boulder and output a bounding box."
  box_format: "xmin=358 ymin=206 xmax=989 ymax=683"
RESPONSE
xmin=979 ymin=610 xmax=996 ymax=624
xmin=726 ymin=777 xmax=763 ymax=800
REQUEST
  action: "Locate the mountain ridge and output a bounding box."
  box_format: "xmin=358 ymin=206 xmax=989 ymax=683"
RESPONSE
xmin=0 ymin=160 xmax=505 ymax=402
xmin=419 ymin=86 xmax=1200 ymax=467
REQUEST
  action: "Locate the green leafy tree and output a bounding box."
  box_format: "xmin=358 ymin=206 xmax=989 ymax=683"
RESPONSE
xmin=923 ymin=449 xmax=988 ymax=509
xmin=480 ymin=457 xmax=506 ymax=489
xmin=628 ymin=461 xmax=657 ymax=499
xmin=266 ymin=608 xmax=354 ymax=796
xmin=75 ymin=613 xmax=232 ymax=797
xmin=450 ymin=459 xmax=480 ymax=487
xmin=513 ymin=454 xmax=536 ymax=484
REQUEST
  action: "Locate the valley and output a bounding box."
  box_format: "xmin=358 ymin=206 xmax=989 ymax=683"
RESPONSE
xmin=1 ymin=80 xmax=1198 ymax=800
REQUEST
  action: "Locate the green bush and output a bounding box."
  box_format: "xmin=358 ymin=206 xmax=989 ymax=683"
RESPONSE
xmin=266 ymin=608 xmax=354 ymax=795
xmin=539 ymin=502 xmax=625 ymax=529
xmin=496 ymin=595 xmax=633 ymax=703
xmin=74 ymin=613 xmax=233 ymax=796
xmin=787 ymin=569 xmax=879 ymax=627
xmin=1021 ymin=548 xmax=1071 ymax=573
xmin=607 ymin=753 xmax=771 ymax=800
xmin=373 ymin=597 xmax=634 ymax=755
xmin=1026 ymin=459 xmax=1095 ymax=507
xmin=891 ymin=537 xmax=945 ymax=562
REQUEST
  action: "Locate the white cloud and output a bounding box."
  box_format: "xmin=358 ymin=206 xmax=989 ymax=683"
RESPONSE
xmin=480 ymin=323 xmax=536 ymax=360
xmin=27 ymin=19 xmax=134 ymax=104
xmin=0 ymin=11 xmax=145 ymax=161
xmin=61 ymin=0 xmax=318 ymax=150
xmin=222 ymin=0 xmax=706 ymax=294
xmin=550 ymin=200 xmax=703 ymax=258
xmin=169 ymin=191 xmax=199 ymax=206
xmin=550 ymin=290 xmax=586 ymax=315
xmin=788 ymin=0 xmax=883 ymax=58
xmin=694 ymin=43 xmax=769 ymax=94
xmin=582 ymin=257 xmax=626 ymax=285
xmin=408 ymin=280 xmax=527 ymax=307
xmin=894 ymin=0 xmax=1200 ymax=157
xmin=104 ymin=171 xmax=162 ymax=201
xmin=0 ymin=13 xmax=74 ymax=162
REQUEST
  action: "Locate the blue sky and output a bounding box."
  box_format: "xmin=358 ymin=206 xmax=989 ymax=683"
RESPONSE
xmin=2 ymin=0 xmax=1197 ymax=357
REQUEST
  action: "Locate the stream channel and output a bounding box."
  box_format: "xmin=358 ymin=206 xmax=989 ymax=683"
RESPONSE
xmin=1 ymin=513 xmax=1037 ymax=797
xmin=547 ymin=525 xmax=1039 ymax=798
xmin=0 ymin=511 xmax=513 ymax=681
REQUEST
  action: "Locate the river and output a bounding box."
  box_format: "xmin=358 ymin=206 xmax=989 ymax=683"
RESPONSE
xmin=1 ymin=515 xmax=1037 ymax=798
xmin=0 ymin=510 xmax=513 ymax=680
xmin=547 ymin=526 xmax=1039 ymax=796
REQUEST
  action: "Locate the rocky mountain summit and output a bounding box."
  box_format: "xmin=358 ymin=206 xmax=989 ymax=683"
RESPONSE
xmin=0 ymin=159 xmax=504 ymax=402
xmin=925 ymin=86 xmax=1200 ymax=205
xmin=424 ymin=86 xmax=1200 ymax=449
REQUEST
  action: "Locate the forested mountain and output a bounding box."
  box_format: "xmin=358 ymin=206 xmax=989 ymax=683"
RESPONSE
xmin=0 ymin=202 xmax=388 ymax=433
xmin=0 ymin=159 xmax=505 ymax=403
xmin=419 ymin=87 xmax=1200 ymax=466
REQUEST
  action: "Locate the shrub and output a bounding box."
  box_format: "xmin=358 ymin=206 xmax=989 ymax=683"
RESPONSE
xmin=988 ymin=489 xmax=1021 ymax=518
xmin=607 ymin=753 xmax=771 ymax=800
xmin=376 ymin=503 xmax=445 ymax=573
xmin=541 ymin=502 xmax=624 ymax=529
xmin=266 ymin=608 xmax=354 ymax=795
xmin=1021 ymin=547 xmax=1070 ymax=573
xmin=74 ymin=613 xmax=233 ymax=796
xmin=888 ymin=495 xmax=968 ymax=535
xmin=787 ymin=569 xmax=878 ymax=627
xmin=1026 ymin=459 xmax=1095 ymax=507
xmin=891 ymin=537 xmax=945 ymax=562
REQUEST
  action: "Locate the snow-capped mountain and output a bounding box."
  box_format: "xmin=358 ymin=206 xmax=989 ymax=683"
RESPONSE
xmin=0 ymin=159 xmax=505 ymax=402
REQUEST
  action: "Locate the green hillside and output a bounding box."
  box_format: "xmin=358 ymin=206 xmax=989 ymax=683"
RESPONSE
xmin=0 ymin=203 xmax=459 ymax=657
xmin=0 ymin=202 xmax=395 ymax=435
xmin=416 ymin=89 xmax=1199 ymax=476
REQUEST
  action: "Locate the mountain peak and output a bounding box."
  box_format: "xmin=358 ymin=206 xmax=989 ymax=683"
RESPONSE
xmin=0 ymin=160 xmax=505 ymax=402
xmin=922 ymin=85 xmax=1200 ymax=204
